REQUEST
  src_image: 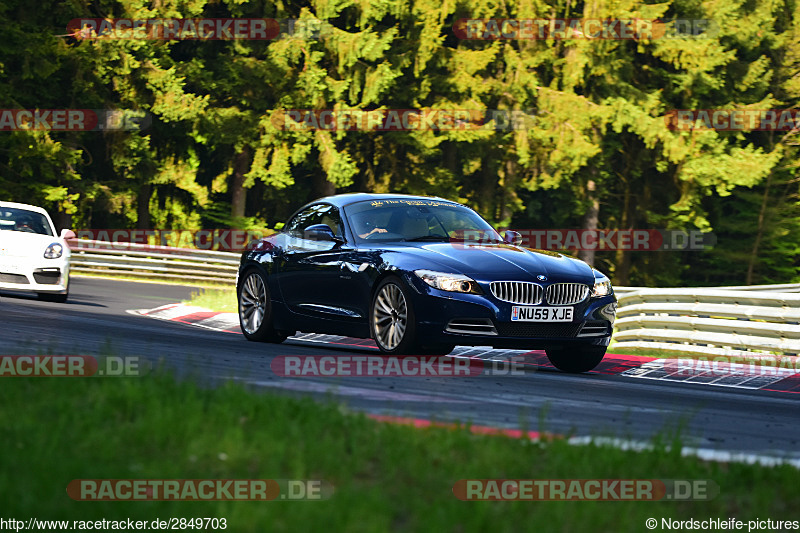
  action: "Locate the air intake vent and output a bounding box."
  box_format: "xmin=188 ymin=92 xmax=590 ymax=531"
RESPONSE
xmin=0 ymin=273 xmax=29 ymax=284
xmin=489 ymin=281 xmax=543 ymax=305
xmin=33 ymin=270 xmax=61 ymax=284
xmin=445 ymin=318 xmax=498 ymax=335
xmin=545 ymin=283 xmax=590 ymax=305
xmin=577 ymin=321 xmax=609 ymax=337
xmin=495 ymin=322 xmax=583 ymax=338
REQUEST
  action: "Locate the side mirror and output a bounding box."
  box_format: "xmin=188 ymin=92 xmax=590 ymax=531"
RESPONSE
xmin=60 ymin=229 xmax=77 ymax=240
xmin=304 ymin=224 xmax=340 ymax=242
xmin=503 ymin=230 xmax=523 ymax=246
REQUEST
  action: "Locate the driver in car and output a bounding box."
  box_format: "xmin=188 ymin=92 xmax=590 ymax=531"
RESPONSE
xmin=353 ymin=215 xmax=388 ymax=239
xmin=15 ymin=218 xmax=35 ymax=232
xmin=359 ymin=226 xmax=387 ymax=238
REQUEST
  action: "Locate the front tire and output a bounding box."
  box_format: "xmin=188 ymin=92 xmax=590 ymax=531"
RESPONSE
xmin=238 ymin=269 xmax=287 ymax=343
xmin=370 ymin=276 xmax=418 ymax=354
xmin=545 ymin=346 xmax=606 ymax=373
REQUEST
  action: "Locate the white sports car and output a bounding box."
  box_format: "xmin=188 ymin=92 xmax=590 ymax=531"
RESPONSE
xmin=0 ymin=201 xmax=75 ymax=302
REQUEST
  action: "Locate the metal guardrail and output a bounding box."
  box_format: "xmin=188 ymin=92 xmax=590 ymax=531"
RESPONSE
xmin=68 ymin=239 xmax=239 ymax=283
xmin=613 ymin=288 xmax=800 ymax=356
xmin=616 ymin=283 xmax=800 ymax=294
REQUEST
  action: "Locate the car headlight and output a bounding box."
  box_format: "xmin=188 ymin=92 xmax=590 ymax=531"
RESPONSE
xmin=44 ymin=243 xmax=63 ymax=259
xmin=414 ymin=269 xmax=481 ymax=294
xmin=591 ymin=271 xmax=612 ymax=297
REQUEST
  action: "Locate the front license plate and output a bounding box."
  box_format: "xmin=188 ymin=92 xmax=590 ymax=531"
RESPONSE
xmin=511 ymin=306 xmax=573 ymax=322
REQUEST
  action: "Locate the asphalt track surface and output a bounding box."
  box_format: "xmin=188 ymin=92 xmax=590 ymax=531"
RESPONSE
xmin=2 ymin=277 xmax=799 ymax=461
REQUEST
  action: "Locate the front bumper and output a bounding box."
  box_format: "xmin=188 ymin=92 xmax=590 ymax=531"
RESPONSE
xmin=404 ymin=273 xmax=617 ymax=349
xmin=0 ymin=258 xmax=70 ymax=293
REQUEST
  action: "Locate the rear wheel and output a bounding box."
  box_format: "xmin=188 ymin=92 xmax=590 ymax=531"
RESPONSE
xmin=371 ymin=277 xmax=418 ymax=354
xmin=238 ymin=269 xmax=287 ymax=343
xmin=545 ymin=346 xmax=606 ymax=373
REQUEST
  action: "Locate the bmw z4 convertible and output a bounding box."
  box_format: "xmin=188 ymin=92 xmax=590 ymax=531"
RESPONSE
xmin=236 ymin=193 xmax=617 ymax=372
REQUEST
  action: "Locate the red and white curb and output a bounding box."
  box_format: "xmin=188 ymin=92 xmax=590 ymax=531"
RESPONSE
xmin=129 ymin=303 xmax=800 ymax=393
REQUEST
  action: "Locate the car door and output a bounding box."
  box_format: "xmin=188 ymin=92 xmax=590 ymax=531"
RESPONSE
xmin=277 ymin=204 xmax=360 ymax=319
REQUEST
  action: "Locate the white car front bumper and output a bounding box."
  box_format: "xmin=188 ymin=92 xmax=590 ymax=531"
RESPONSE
xmin=0 ymin=256 xmax=70 ymax=293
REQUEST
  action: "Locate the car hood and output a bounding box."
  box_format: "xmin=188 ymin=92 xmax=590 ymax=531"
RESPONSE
xmin=387 ymin=242 xmax=595 ymax=283
xmin=0 ymin=230 xmax=65 ymax=257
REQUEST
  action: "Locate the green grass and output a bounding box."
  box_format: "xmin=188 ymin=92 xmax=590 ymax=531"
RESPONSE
xmin=183 ymin=287 xmax=237 ymax=312
xmin=2 ymin=372 xmax=799 ymax=531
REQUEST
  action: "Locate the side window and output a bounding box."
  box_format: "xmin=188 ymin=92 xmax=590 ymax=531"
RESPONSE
xmin=319 ymin=207 xmax=343 ymax=239
xmin=283 ymin=204 xmax=343 ymax=248
xmin=285 ymin=205 xmax=326 ymax=237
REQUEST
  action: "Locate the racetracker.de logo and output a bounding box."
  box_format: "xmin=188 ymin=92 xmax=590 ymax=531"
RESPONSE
xmin=0 ymin=109 xmax=150 ymax=131
xmin=451 ymin=229 xmax=715 ymax=251
xmin=453 ymin=18 xmax=718 ymax=40
xmin=666 ymin=109 xmax=800 ymax=131
xmin=272 ymin=109 xmax=538 ymax=131
xmin=73 ymin=229 xmax=269 ymax=253
xmin=66 ymin=18 xmax=333 ymax=40
xmin=0 ymin=356 xmax=147 ymax=377
xmin=453 ymin=479 xmax=718 ymax=501
xmin=66 ymin=479 xmax=333 ymax=500
xmin=271 ymin=355 xmax=498 ymax=377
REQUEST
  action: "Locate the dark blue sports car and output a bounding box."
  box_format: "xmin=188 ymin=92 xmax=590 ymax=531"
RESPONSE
xmin=237 ymin=193 xmax=617 ymax=372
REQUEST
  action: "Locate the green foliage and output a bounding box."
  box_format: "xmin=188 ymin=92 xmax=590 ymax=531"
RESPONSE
xmin=0 ymin=0 xmax=798 ymax=284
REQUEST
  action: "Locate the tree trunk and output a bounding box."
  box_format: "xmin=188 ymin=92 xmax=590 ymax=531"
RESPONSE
xmin=578 ymin=177 xmax=599 ymax=267
xmin=137 ymin=182 xmax=152 ymax=230
xmin=614 ymin=175 xmax=632 ymax=285
xmin=746 ymin=173 xmax=772 ymax=285
xmin=500 ymin=159 xmax=518 ymax=225
xmin=231 ymin=146 xmax=251 ymax=219
xmin=311 ymin=170 xmax=336 ymax=201
xmin=479 ymin=162 xmax=496 ymax=222
xmin=55 ymin=211 xmax=73 ymax=233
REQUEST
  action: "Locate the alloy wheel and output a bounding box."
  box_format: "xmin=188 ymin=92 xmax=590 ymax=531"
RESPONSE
xmin=373 ymin=283 xmax=408 ymax=350
xmin=240 ymin=273 xmax=267 ymax=335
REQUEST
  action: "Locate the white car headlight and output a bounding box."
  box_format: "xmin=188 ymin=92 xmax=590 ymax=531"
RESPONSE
xmin=414 ymin=269 xmax=481 ymax=294
xmin=44 ymin=243 xmax=63 ymax=259
xmin=591 ymin=272 xmax=612 ymax=297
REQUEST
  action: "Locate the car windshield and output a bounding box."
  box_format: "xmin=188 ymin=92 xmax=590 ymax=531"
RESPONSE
xmin=346 ymin=199 xmax=502 ymax=244
xmin=0 ymin=207 xmax=54 ymax=236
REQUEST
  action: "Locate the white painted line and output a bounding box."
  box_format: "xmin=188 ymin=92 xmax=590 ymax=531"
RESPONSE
xmin=567 ymin=436 xmax=800 ymax=469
